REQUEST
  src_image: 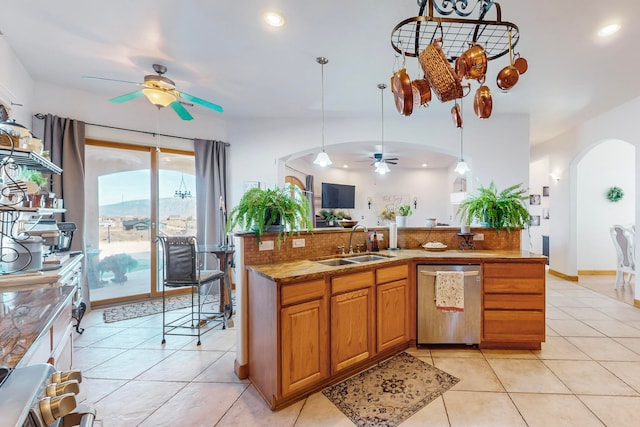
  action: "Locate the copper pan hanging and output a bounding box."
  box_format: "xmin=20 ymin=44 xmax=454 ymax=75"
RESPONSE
xmin=391 ymin=50 xmax=413 ymax=116
xmin=411 ymin=78 xmax=431 ymax=106
xmin=496 ymin=29 xmax=520 ymax=92
xmin=473 ymin=85 xmax=493 ymax=119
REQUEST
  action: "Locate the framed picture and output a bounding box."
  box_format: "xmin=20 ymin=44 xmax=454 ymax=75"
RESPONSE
xmin=542 ymin=208 xmax=550 ymax=220
xmin=529 ymin=194 xmax=541 ymax=205
xmin=543 ymin=186 xmax=549 ymax=197
xmin=530 ymin=215 xmax=541 ymax=226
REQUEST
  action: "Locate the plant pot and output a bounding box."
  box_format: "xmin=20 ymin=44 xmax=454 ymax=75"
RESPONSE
xmin=395 ymin=215 xmax=408 ymax=227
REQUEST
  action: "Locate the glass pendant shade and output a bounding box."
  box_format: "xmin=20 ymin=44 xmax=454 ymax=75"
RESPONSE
xmin=142 ymin=88 xmax=175 ymax=107
xmin=454 ymin=159 xmax=470 ymax=175
xmin=375 ymin=160 xmax=391 ymax=175
xmin=313 ymin=151 xmax=332 ymax=167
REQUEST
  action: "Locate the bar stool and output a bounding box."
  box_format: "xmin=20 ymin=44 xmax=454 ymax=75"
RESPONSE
xmin=158 ymin=234 xmax=225 ymax=345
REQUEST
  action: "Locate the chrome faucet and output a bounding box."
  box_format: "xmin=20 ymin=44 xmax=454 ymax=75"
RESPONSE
xmin=348 ymin=224 xmax=368 ymax=254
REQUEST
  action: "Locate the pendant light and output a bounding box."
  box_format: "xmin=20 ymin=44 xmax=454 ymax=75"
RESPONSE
xmin=454 ymin=99 xmax=470 ymax=175
xmin=375 ymin=83 xmax=391 ymax=175
xmin=313 ymin=57 xmax=332 ymax=167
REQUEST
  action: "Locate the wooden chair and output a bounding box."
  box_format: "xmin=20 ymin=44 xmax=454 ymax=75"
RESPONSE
xmin=157 ymin=234 xmax=225 ymax=345
xmin=610 ymin=225 xmax=636 ymax=289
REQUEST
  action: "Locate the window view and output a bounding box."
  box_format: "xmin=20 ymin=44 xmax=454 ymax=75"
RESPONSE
xmin=85 ymin=142 xmax=195 ymax=304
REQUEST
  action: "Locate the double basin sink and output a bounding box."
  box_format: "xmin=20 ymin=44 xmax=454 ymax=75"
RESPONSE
xmin=315 ymin=254 xmax=390 ymax=266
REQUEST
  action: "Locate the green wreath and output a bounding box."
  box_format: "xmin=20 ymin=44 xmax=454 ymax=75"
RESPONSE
xmin=607 ymin=186 xmax=624 ymax=202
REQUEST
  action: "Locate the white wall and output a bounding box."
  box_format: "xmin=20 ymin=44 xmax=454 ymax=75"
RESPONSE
xmin=577 ymin=140 xmax=635 ymax=270
xmin=532 ymin=95 xmax=639 ymax=300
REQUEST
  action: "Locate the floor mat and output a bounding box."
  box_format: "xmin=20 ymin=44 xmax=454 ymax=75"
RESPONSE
xmin=102 ymin=294 xmax=228 ymax=323
xmin=322 ymin=352 xmax=459 ymax=427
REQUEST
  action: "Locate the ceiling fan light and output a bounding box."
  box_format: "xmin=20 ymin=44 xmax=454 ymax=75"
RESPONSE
xmin=142 ymin=88 xmax=175 ymax=107
xmin=454 ymin=159 xmax=470 ymax=175
xmin=313 ymin=151 xmax=332 ymax=167
xmin=375 ymin=160 xmax=391 ymax=175
xmin=264 ymin=11 xmax=286 ymax=27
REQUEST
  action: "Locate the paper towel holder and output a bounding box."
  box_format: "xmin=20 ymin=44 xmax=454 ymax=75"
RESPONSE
xmin=388 ymin=221 xmax=400 ymax=251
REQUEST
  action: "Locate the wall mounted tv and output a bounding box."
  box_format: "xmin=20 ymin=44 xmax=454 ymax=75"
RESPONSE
xmin=321 ymin=182 xmax=356 ymax=209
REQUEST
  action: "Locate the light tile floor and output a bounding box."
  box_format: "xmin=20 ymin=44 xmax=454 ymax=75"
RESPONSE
xmin=75 ymin=274 xmax=640 ymax=426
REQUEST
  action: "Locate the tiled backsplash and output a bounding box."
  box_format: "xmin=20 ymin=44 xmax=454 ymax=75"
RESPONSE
xmin=237 ymin=227 xmax=522 ymax=267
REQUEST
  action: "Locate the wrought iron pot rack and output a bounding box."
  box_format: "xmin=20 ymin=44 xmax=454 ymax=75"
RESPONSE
xmin=391 ymin=0 xmax=519 ymax=62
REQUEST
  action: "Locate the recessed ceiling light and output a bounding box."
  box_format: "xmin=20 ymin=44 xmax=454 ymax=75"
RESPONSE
xmin=343 ymin=164 xmax=349 ymax=168
xmin=598 ymin=23 xmax=620 ymax=37
xmin=264 ymin=11 xmax=286 ymax=27
xmin=421 ymin=163 xmax=428 ymax=168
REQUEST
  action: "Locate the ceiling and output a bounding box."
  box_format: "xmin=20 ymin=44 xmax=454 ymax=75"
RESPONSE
xmin=1 ymin=0 xmax=638 ymax=167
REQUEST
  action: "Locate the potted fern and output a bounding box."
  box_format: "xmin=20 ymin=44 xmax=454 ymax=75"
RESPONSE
xmin=226 ymin=185 xmax=313 ymax=248
xmin=457 ymin=181 xmax=529 ymax=232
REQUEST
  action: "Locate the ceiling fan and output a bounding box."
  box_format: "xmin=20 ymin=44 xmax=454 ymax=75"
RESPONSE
xmin=369 ymin=152 xmax=398 ymax=165
xmin=83 ymin=64 xmax=223 ymax=120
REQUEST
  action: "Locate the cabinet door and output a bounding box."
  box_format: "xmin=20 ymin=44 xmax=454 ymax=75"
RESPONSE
xmin=281 ymin=298 xmax=328 ymax=396
xmin=377 ymin=279 xmax=409 ymax=352
xmin=331 ymin=288 xmax=374 ymax=373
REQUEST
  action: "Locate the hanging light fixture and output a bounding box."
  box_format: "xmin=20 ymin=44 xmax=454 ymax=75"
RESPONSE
xmin=375 ymin=83 xmax=391 ymax=175
xmin=313 ymin=57 xmax=332 ymax=167
xmin=174 ymin=174 xmax=192 ymax=199
xmin=454 ymin=99 xmax=470 ymax=175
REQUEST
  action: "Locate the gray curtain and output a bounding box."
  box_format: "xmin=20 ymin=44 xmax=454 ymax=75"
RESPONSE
xmin=42 ymin=114 xmax=85 ymax=252
xmin=194 ymin=139 xmax=227 ymax=251
xmin=305 ymin=175 xmax=315 ymax=227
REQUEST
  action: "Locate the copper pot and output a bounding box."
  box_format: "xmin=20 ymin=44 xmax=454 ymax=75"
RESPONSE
xmin=496 ymin=65 xmax=519 ymax=91
xmin=514 ymin=56 xmax=528 ymax=74
xmin=451 ymin=103 xmax=462 ymax=128
xmin=411 ymin=79 xmax=431 ymax=106
xmin=473 ymin=85 xmax=492 ymax=119
xmin=392 ymin=68 xmax=413 ymax=116
xmin=459 ymin=43 xmax=487 ymax=80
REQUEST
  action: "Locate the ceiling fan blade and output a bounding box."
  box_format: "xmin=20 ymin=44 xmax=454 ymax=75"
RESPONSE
xmin=109 ymin=91 xmax=145 ymax=103
xmin=178 ymin=91 xmax=224 ymax=113
xmin=82 ymin=76 xmax=140 ymax=85
xmin=170 ymin=101 xmax=193 ymax=120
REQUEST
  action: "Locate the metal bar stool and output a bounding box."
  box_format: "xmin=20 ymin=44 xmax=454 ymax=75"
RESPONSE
xmin=158 ymin=234 xmax=225 ymax=345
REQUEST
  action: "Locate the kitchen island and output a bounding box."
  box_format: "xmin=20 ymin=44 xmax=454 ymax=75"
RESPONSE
xmin=245 ymin=248 xmax=547 ymax=409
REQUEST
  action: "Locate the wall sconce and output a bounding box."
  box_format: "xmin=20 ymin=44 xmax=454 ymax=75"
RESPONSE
xmin=413 ymin=197 xmax=418 ymax=209
xmin=549 ymin=173 xmax=561 ymax=182
xmin=367 ymin=197 xmax=372 ymax=209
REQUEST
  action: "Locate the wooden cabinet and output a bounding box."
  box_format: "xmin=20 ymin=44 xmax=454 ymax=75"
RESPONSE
xmin=376 ymin=265 xmax=409 ymax=353
xmin=330 ymin=271 xmax=374 ymax=373
xmin=482 ymin=261 xmax=546 ymax=349
xmin=280 ymin=279 xmax=329 ymax=396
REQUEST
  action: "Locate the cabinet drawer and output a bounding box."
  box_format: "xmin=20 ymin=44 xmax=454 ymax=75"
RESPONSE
xmin=484 ymin=294 xmax=545 ymax=310
xmin=376 ymin=264 xmax=408 ymax=284
xmin=331 ymin=271 xmax=373 ymax=295
xmin=281 ymin=279 xmax=325 ymax=306
xmin=483 ymin=310 xmax=545 ymax=341
xmin=484 ymin=277 xmax=545 ymax=294
xmin=51 ymin=303 xmax=73 ymax=350
xmin=484 ymin=262 xmax=545 ymax=278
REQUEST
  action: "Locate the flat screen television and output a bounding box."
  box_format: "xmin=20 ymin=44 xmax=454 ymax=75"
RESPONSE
xmin=321 ymin=182 xmax=355 ymax=209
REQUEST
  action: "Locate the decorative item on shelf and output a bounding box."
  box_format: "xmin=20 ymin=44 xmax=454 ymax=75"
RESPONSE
xmin=396 ymin=204 xmax=412 ymax=227
xmin=607 ymin=186 xmax=624 ymax=202
xmin=174 ymin=174 xmax=192 ymax=199
xmin=391 ymin=0 xmax=526 ymax=123
xmin=226 ymin=184 xmax=313 ymax=248
xmin=457 ymin=181 xmax=529 ymax=232
xmin=313 ymin=57 xmax=332 ymax=167
xmin=375 ymin=83 xmax=391 ymax=175
xmin=380 ymin=207 xmax=397 ymax=223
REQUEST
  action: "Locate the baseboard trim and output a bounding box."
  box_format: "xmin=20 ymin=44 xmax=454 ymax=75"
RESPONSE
xmin=549 ymin=269 xmax=579 ymax=282
xmin=578 ymin=270 xmax=616 ymax=276
xmin=234 ymin=359 xmax=249 ymax=380
xmin=635 ymin=299 xmax=640 ymax=309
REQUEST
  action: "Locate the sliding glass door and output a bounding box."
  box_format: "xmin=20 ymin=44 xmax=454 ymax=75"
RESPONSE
xmin=85 ymin=140 xmax=195 ymax=305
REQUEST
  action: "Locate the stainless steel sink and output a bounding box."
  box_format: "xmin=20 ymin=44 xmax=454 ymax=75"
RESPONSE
xmin=315 ymin=258 xmax=358 ymax=266
xmin=345 ymin=254 xmax=389 ymax=263
xmin=315 ymin=254 xmax=389 ymax=266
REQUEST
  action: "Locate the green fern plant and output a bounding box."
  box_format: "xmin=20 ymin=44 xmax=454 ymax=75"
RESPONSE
xmin=457 ymin=181 xmax=529 ymax=231
xmin=226 ymin=185 xmax=313 ymax=248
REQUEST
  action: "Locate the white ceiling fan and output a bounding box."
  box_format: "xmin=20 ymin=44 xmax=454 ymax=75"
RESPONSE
xmin=83 ymin=64 xmax=223 ymax=120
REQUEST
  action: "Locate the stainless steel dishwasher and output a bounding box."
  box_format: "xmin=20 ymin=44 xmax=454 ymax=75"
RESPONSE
xmin=417 ymin=264 xmax=482 ymax=345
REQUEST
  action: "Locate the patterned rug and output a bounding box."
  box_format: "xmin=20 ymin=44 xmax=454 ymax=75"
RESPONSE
xmin=102 ymin=294 xmax=227 ymax=323
xmin=322 ymin=352 xmax=459 ymax=427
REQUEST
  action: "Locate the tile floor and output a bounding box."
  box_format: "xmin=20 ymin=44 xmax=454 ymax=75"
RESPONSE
xmin=74 ymin=274 xmax=640 ymax=426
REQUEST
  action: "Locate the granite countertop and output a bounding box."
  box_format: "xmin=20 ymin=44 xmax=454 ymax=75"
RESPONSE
xmin=247 ymin=249 xmax=546 ymax=283
xmin=0 ymin=285 xmax=75 ymax=368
